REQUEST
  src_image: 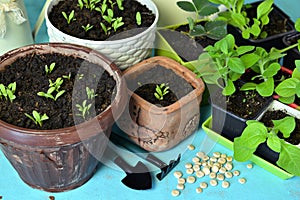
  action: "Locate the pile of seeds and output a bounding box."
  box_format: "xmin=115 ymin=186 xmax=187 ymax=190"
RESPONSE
xmin=171 ymin=144 xmax=253 ymax=197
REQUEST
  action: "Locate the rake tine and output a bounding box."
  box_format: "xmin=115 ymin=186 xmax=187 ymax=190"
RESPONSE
xmin=155 ymin=154 xmax=181 ymax=181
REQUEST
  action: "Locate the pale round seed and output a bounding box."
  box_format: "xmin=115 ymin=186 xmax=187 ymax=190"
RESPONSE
xmin=233 ymin=170 xmax=240 ymax=176
xmin=196 ymin=151 xmax=205 ymax=158
xmin=203 ymin=155 xmax=210 ymax=161
xmin=209 ymin=172 xmax=217 ymax=179
xmin=174 ymin=171 xmax=183 ymax=179
xmin=201 ymin=162 xmax=207 ymax=167
xmin=186 ymin=168 xmax=194 ymax=174
xmin=196 ymin=187 xmax=203 ymax=193
xmin=193 ymin=164 xmax=200 ymax=171
xmin=221 ymin=153 xmax=227 ymax=158
xmin=222 ymin=181 xmax=230 ymax=188
xmin=219 ymin=167 xmax=227 ymax=173
xmin=177 ymin=183 xmax=185 ymax=190
xmin=192 ymin=157 xmax=200 ymax=163
xmin=226 ymin=156 xmax=233 ymax=162
xmin=217 ymin=174 xmax=225 ymax=181
xmin=194 ymin=161 xmax=202 ymax=166
xmin=188 ymin=144 xmax=195 ymax=150
xmin=207 ymin=161 xmax=214 ymax=167
xmin=239 ymin=178 xmax=246 ymax=184
xmin=178 ymin=178 xmax=186 ymax=184
xmin=209 ymin=156 xmax=218 ymax=162
xmin=171 ymin=189 xmax=180 ymax=197
xmin=200 ymin=182 xmax=208 ymax=189
xmin=247 ymin=163 xmax=253 ymax=169
xmin=187 ymin=176 xmax=196 ymax=184
xmin=210 ymin=179 xmax=218 ymax=186
xmin=213 ymin=162 xmax=221 ymax=168
xmin=211 ymin=165 xmax=220 ymax=173
xmin=225 ymin=171 xmax=233 ymax=179
xmin=218 ymin=157 xmax=226 ymax=164
xmin=213 ymin=152 xmax=221 ymax=158
xmin=196 ymin=170 xmax=205 ymax=178
xmin=202 ymin=166 xmax=211 ymax=175
xmin=225 ymin=162 xmax=233 ymax=171
xmin=185 ymin=163 xmax=193 ymax=169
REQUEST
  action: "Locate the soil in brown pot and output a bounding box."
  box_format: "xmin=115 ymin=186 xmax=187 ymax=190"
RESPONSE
xmin=0 ymin=53 xmax=116 ymax=130
xmin=48 ymin=0 xmax=155 ymax=40
xmin=127 ymin=65 xmax=194 ymax=107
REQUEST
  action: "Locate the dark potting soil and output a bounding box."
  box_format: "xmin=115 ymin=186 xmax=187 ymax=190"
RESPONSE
xmin=48 ymin=0 xmax=155 ymax=41
xmin=0 ymin=53 xmax=116 ymax=130
xmin=158 ymin=24 xmax=217 ymax=62
xmin=260 ymin=110 xmax=300 ymax=145
xmin=211 ymin=81 xmax=271 ymax=119
xmin=127 ymin=65 xmax=194 ymax=107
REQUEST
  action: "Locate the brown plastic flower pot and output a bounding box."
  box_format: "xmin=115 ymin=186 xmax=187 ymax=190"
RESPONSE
xmin=117 ymin=56 xmax=205 ymax=152
xmin=0 ymin=43 xmax=127 ymax=192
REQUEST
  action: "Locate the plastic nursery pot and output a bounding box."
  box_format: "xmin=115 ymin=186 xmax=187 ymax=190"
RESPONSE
xmin=227 ymin=1 xmax=295 ymax=51
xmin=210 ymin=81 xmax=273 ymax=141
xmin=116 ymin=56 xmax=205 ymax=152
xmin=0 ymin=43 xmax=127 ymax=192
xmin=0 ymin=0 xmax=34 ymax=55
xmin=44 ymin=0 xmax=158 ymax=70
xmin=282 ymin=32 xmax=300 ymax=70
xmin=255 ymin=100 xmax=300 ymax=165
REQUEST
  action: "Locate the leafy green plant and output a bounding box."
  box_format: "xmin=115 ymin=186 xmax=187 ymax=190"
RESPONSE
xmin=76 ymin=100 xmax=92 ymax=119
xmin=195 ymin=34 xmax=256 ymax=96
xmin=154 ymin=83 xmax=169 ymax=100
xmin=63 ymin=73 xmax=72 ymax=80
xmin=37 ymin=78 xmax=65 ymax=101
xmin=78 ymin=0 xmax=101 ymax=11
xmin=0 ymin=82 xmax=17 ymax=102
xmin=62 ymin=10 xmax=76 ymax=24
xmin=86 ymin=87 xmax=98 ymax=100
xmin=136 ymin=11 xmax=141 ymax=26
xmin=45 ymin=62 xmax=56 ymax=75
xmin=25 ymin=110 xmax=49 ymax=127
xmin=177 ymin=0 xmax=227 ymax=40
xmin=233 ymin=116 xmax=300 ymax=176
xmin=82 ymin=24 xmax=94 ymax=32
xmin=116 ymin=0 xmax=124 ymax=10
xmin=209 ymin=0 xmax=274 ymax=39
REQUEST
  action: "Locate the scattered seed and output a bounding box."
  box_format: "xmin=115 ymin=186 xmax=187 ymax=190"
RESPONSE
xmin=211 ymin=165 xmax=220 ymax=173
xmin=196 ymin=151 xmax=205 ymax=158
xmin=209 ymin=172 xmax=217 ymax=179
xmin=178 ymin=178 xmax=186 ymax=184
xmin=196 ymin=170 xmax=205 ymax=178
xmin=187 ymin=176 xmax=196 ymax=184
xmin=186 ymin=168 xmax=194 ymax=174
xmin=233 ymin=170 xmax=240 ymax=176
xmin=202 ymin=166 xmax=211 ymax=175
xmin=210 ymin=156 xmax=218 ymax=162
xmin=185 ymin=163 xmax=193 ymax=169
xmin=225 ymin=162 xmax=233 ymax=171
xmin=193 ymin=164 xmax=200 ymax=171
xmin=222 ymin=181 xmax=230 ymax=188
xmin=210 ymin=179 xmax=218 ymax=186
xmin=200 ymin=182 xmax=208 ymax=189
xmin=225 ymin=171 xmax=233 ymax=179
xmin=213 ymin=152 xmax=221 ymax=158
xmin=188 ymin=144 xmax=195 ymax=150
xmin=192 ymin=157 xmax=200 ymax=163
xmin=219 ymin=167 xmax=227 ymax=174
xmin=239 ymin=178 xmax=246 ymax=184
xmin=218 ymin=157 xmax=226 ymax=164
xmin=207 ymin=160 xmax=214 ymax=167
xmin=174 ymin=171 xmax=183 ymax=179
xmin=196 ymin=187 xmax=203 ymax=193
xmin=247 ymin=163 xmax=253 ymax=169
xmin=217 ymin=174 xmax=225 ymax=181
xmin=177 ymin=183 xmax=185 ymax=190
xmin=226 ymin=156 xmax=233 ymax=162
xmin=171 ymin=189 xmax=180 ymax=197
xmin=221 ymin=153 xmax=227 ymax=158
xmin=203 ymin=155 xmax=210 ymax=161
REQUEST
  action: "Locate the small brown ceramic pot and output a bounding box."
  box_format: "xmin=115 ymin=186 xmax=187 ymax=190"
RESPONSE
xmin=117 ymin=56 xmax=205 ymax=151
xmin=0 ymin=43 xmax=127 ymax=192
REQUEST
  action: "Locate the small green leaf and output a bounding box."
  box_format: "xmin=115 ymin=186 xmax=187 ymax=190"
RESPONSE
xmin=228 ymin=57 xmax=245 ymax=74
xmin=263 ymin=63 xmax=281 ymax=78
xmin=277 ymin=142 xmax=300 ymax=176
xmin=256 ymin=78 xmax=274 ymax=97
xmin=295 ymin=18 xmax=300 ymax=32
xmin=240 ymin=53 xmax=260 ymax=68
xmin=176 ymin=1 xmax=196 ymax=12
xmin=236 ymin=46 xmax=255 ymax=56
xmin=257 ymin=0 xmax=273 ymax=20
xmin=278 ymin=96 xmax=295 ymax=104
xmin=267 ymin=135 xmax=281 ymax=153
xmin=275 ymin=78 xmax=298 ymax=97
xmin=272 ymin=116 xmax=296 ymax=138
xmin=240 ymin=82 xmax=257 ymax=91
xmin=222 ymin=79 xmax=235 ymax=96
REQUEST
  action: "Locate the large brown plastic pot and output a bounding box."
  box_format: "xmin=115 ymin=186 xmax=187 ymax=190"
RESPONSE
xmin=0 ymin=43 xmax=127 ymax=192
xmin=117 ymin=56 xmax=205 ymax=152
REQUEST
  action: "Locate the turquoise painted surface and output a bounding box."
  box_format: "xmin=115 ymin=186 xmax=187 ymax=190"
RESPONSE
xmin=0 ymin=0 xmax=299 ymax=199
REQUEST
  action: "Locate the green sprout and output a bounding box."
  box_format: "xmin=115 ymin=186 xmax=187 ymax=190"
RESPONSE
xmin=86 ymin=87 xmax=98 ymax=100
xmin=37 ymin=78 xmax=65 ymax=101
xmin=76 ymin=100 xmax=92 ymax=119
xmin=62 ymin=10 xmax=76 ymax=24
xmin=25 ymin=110 xmax=49 ymax=127
xmin=78 ymin=0 xmax=101 ymax=11
xmin=0 ymin=82 xmax=17 ymax=102
xmin=45 ymin=62 xmax=56 ymax=75
xmin=63 ymin=73 xmax=72 ymax=80
xmin=116 ymin=0 xmax=124 ymax=10
xmin=154 ymin=83 xmax=169 ymax=100
xmin=136 ymin=11 xmax=142 ymax=26
xmin=112 ymin=17 xmax=124 ymax=31
xmin=82 ymin=24 xmax=94 ymax=32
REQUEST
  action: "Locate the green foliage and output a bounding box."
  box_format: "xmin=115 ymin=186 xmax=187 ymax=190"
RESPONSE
xmin=25 ymin=110 xmax=49 ymax=127
xmin=45 ymin=62 xmax=56 ymax=75
xmin=62 ymin=10 xmax=76 ymax=24
xmin=136 ymin=11 xmax=142 ymax=26
xmin=78 ymin=0 xmax=101 ymax=11
xmin=209 ymin=0 xmax=274 ymax=39
xmin=177 ymin=0 xmax=227 ymax=40
xmin=76 ymin=100 xmax=92 ymax=119
xmin=154 ymin=83 xmax=170 ymax=100
xmin=100 ymin=7 xmax=124 ymax=35
xmin=37 ymin=78 xmax=65 ymax=101
xmin=233 ymin=116 xmax=300 ymax=176
xmin=82 ymin=24 xmax=94 ymax=32
xmin=86 ymin=87 xmax=98 ymax=100
xmin=195 ymin=34 xmax=255 ymax=96
xmin=0 ymin=82 xmax=17 ymax=102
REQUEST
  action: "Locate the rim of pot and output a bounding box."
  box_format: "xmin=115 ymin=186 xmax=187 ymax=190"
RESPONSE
xmin=0 ymin=43 xmax=127 ymax=146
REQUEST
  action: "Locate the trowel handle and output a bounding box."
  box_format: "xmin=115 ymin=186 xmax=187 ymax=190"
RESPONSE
xmin=145 ymin=154 xmax=168 ymax=169
xmin=113 ymin=155 xmax=134 ymax=174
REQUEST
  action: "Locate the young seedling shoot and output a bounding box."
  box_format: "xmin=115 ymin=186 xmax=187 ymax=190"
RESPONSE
xmin=63 ymin=72 xmax=72 ymax=80
xmin=82 ymin=24 xmax=94 ymax=32
xmin=154 ymin=83 xmax=169 ymax=100
xmin=78 ymin=0 xmax=100 ymax=11
xmin=25 ymin=110 xmax=49 ymax=127
xmin=0 ymin=82 xmax=17 ymax=102
xmin=37 ymin=77 xmax=65 ymax=101
xmin=86 ymin=87 xmax=98 ymax=100
xmin=62 ymin=10 xmax=76 ymax=24
xmin=136 ymin=11 xmax=142 ymax=26
xmin=45 ymin=62 xmax=56 ymax=75
xmin=76 ymin=100 xmax=92 ymax=120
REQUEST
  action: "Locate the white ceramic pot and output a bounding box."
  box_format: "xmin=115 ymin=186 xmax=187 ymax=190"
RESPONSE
xmin=45 ymin=0 xmax=158 ymax=70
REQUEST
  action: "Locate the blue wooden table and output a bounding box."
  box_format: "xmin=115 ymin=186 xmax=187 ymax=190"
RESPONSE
xmin=0 ymin=0 xmax=299 ymax=199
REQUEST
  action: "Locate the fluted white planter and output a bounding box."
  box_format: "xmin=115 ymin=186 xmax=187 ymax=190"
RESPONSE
xmin=45 ymin=0 xmax=158 ymax=70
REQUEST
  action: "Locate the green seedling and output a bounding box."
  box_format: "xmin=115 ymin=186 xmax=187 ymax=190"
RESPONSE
xmin=63 ymin=73 xmax=72 ymax=80
xmin=62 ymin=10 xmax=76 ymax=24
xmin=154 ymin=83 xmax=169 ymax=100
xmin=112 ymin=17 xmax=124 ymax=31
xmin=78 ymin=0 xmax=101 ymax=11
xmin=0 ymin=82 xmax=16 ymax=102
xmin=136 ymin=11 xmax=141 ymax=26
xmin=37 ymin=78 xmax=65 ymax=101
xmin=117 ymin=0 xmax=124 ymax=10
xmin=86 ymin=87 xmax=98 ymax=100
xmin=45 ymin=62 xmax=56 ymax=75
xmin=25 ymin=110 xmax=49 ymax=127
xmin=82 ymin=24 xmax=94 ymax=32
xmin=76 ymin=100 xmax=92 ymax=119
xmin=233 ymin=116 xmax=300 ymax=176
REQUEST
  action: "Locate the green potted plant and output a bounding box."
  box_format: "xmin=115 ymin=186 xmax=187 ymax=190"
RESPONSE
xmin=116 ymin=56 xmax=205 ymax=152
xmin=0 ymin=43 xmax=127 ymax=192
xmin=44 ymin=0 xmax=158 ymax=70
